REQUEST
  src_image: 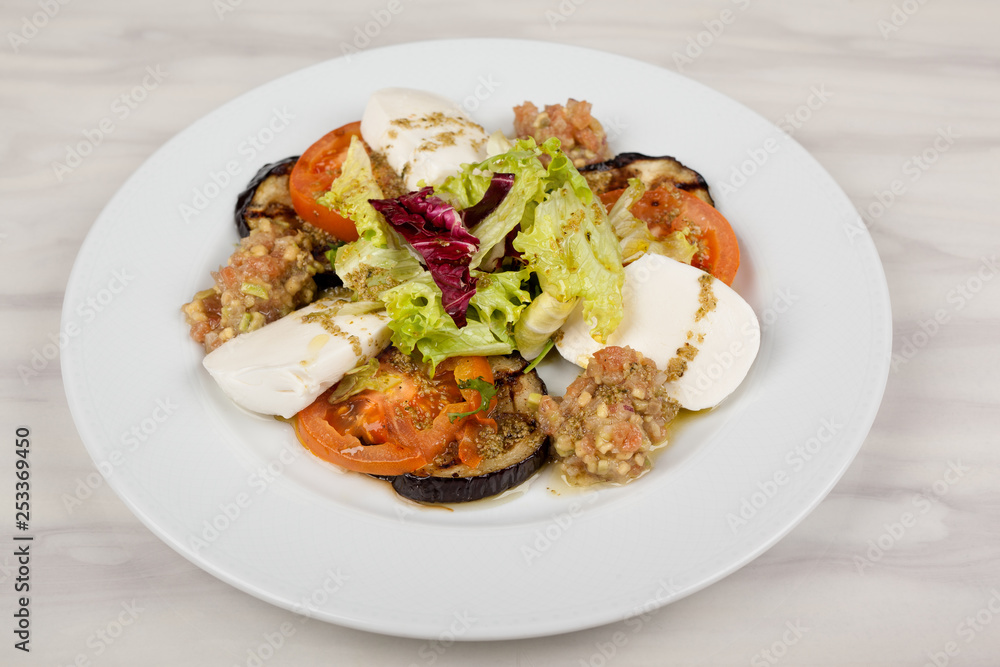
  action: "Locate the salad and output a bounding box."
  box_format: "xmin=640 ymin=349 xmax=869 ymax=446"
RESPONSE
xmin=181 ymin=89 xmax=760 ymax=503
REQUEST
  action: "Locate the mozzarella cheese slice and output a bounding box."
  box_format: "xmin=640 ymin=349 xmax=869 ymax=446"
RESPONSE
xmin=360 ymin=87 xmax=488 ymax=191
xmin=202 ymin=297 xmax=391 ymax=418
xmin=556 ymin=254 xmax=760 ymax=411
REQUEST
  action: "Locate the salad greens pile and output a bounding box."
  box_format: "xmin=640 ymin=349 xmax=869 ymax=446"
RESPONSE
xmin=320 ymin=133 xmax=626 ymax=370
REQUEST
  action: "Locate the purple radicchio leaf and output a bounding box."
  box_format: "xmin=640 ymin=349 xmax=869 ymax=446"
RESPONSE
xmin=464 ymin=173 xmax=518 ymax=273
xmin=370 ymin=187 xmax=480 ymax=327
xmin=461 ymin=172 xmax=514 ymax=228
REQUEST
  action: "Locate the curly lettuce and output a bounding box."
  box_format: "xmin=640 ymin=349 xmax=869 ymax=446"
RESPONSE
xmin=514 ymin=178 xmax=624 ymax=346
xmin=320 ymin=136 xmax=423 ymax=300
xmin=382 ymin=269 xmax=532 ymax=369
xmin=436 ymin=137 xmax=590 ymax=270
xmin=318 ymin=133 xmax=625 ymax=367
xmin=369 ymin=187 xmax=481 ymax=326
xmin=608 ymin=177 xmax=698 ymax=266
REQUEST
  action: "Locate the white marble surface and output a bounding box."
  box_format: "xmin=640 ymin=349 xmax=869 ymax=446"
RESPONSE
xmin=2 ymin=0 xmax=998 ymax=664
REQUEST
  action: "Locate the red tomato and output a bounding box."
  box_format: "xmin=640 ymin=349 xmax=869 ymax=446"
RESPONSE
xmin=600 ymin=185 xmax=741 ymax=285
xmin=440 ymin=356 xmax=497 ymax=470
xmin=289 ymin=121 xmax=363 ymax=241
xmin=293 ymin=355 xmax=496 ymax=476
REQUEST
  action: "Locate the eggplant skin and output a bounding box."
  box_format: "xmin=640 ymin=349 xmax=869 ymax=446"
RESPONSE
xmin=234 ymin=156 xmax=300 ymax=238
xmin=580 ymin=152 xmax=714 ymax=206
xmin=233 ymin=156 xmax=342 ymax=289
xmin=387 ymin=436 xmax=548 ymax=504
xmin=384 ymin=355 xmax=551 ymax=504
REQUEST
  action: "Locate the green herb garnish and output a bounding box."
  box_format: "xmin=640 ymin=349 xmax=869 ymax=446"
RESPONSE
xmin=448 ymin=377 xmax=498 ymax=423
xmin=522 ymin=339 xmax=555 ymax=374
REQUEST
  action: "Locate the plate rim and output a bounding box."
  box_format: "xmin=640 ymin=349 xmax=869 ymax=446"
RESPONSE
xmin=61 ymin=37 xmax=893 ymax=640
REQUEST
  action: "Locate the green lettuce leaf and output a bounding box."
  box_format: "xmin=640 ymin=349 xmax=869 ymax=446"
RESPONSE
xmin=514 ymin=292 xmax=579 ymax=359
xmin=321 ymin=134 xmax=621 ymax=365
xmin=513 ymin=179 xmax=624 ymax=344
xmin=381 ymin=269 xmax=531 ymax=369
xmin=435 ymin=136 xmax=592 ymax=270
xmin=318 ymin=136 xmax=388 ymax=246
xmin=608 ymin=178 xmax=698 ymax=266
xmin=537 ymin=137 xmax=592 ymax=207
xmin=322 ymin=136 xmax=424 ymax=300
xmin=334 ymin=242 xmax=424 ymax=303
xmin=326 ymin=357 xmax=399 ymax=403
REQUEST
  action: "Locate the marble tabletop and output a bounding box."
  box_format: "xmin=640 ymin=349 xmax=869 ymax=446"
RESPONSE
xmin=3 ymin=0 xmax=998 ymax=664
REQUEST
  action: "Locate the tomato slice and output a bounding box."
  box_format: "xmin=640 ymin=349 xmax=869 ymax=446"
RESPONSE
xmin=442 ymin=356 xmax=498 ymax=469
xmin=599 ymin=185 xmax=741 ymax=285
xmin=293 ymin=355 xmax=497 ymax=476
xmin=289 ymin=121 xmax=363 ymax=241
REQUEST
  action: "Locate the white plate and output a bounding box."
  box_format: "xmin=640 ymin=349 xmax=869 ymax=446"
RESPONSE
xmin=62 ymin=39 xmax=891 ymax=640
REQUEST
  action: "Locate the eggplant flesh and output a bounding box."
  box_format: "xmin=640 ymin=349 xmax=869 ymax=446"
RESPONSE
xmin=385 ymin=356 xmax=551 ymax=504
xmin=233 ymin=156 xmax=343 ymax=290
xmin=387 ymin=425 xmax=548 ymax=504
xmin=234 ymin=156 xmax=300 ymax=238
xmin=580 ymin=152 xmax=714 ymax=206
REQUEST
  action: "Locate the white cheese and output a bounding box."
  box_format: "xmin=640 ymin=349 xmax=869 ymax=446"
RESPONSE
xmin=556 ymin=254 xmax=760 ymax=411
xmin=202 ymin=297 xmax=391 ymax=418
xmin=360 ymin=87 xmax=488 ymax=191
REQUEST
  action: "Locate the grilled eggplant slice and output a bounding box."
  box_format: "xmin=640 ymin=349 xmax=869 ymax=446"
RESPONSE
xmin=233 ymin=156 xmax=343 ymax=289
xmin=385 ymin=355 xmax=550 ymax=504
xmin=580 ymin=152 xmax=714 ymax=206
xmin=234 ymin=156 xmax=300 ymax=238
